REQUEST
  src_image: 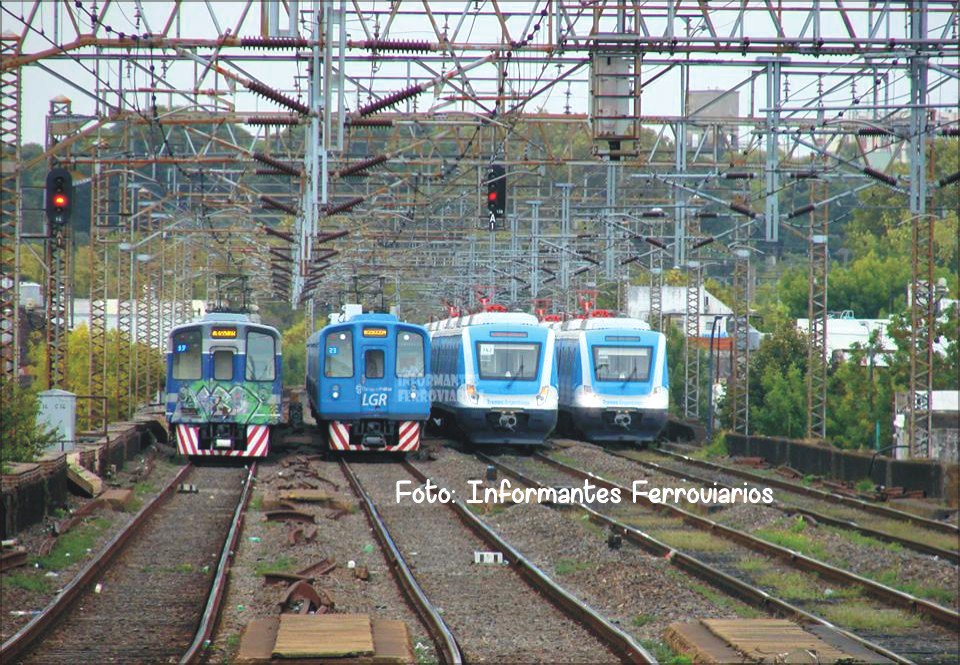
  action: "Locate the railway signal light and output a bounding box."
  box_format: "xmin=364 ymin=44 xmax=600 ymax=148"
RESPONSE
xmin=486 ymin=164 xmax=506 ymax=220
xmin=45 ymin=167 xmax=74 ymax=225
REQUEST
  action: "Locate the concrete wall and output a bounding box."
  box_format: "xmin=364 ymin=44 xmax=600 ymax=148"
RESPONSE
xmin=725 ymin=433 xmax=955 ymax=500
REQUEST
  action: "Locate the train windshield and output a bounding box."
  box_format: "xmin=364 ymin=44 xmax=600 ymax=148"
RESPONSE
xmin=365 ymin=349 xmax=385 ymax=378
xmin=325 ymin=330 xmax=353 ymax=377
xmin=396 ymin=331 xmax=425 ymax=377
xmin=246 ymin=331 xmax=276 ymax=381
xmin=593 ymin=346 xmax=652 ymax=382
xmin=172 ymin=328 xmax=202 ymax=380
xmin=213 ymin=349 xmax=234 ymax=380
xmin=476 ymin=342 xmax=540 ymax=381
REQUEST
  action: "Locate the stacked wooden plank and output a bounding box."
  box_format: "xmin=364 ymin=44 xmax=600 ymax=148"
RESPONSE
xmin=665 ymin=618 xmax=891 ymax=664
xmin=236 ymin=613 xmax=413 ymax=663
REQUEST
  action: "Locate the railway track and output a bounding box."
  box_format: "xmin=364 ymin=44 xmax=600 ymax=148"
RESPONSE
xmin=2 ymin=463 xmax=253 ymax=664
xmin=482 ymin=450 xmax=958 ymax=664
xmin=339 ymin=459 xmax=462 ymax=664
xmin=344 ymin=457 xmax=653 ymax=663
xmin=590 ymin=443 xmax=960 ymax=565
xmin=657 ymin=447 xmax=959 ymax=537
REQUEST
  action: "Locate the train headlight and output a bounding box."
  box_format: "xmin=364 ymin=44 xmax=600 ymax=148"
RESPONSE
xmin=652 ymin=386 xmax=665 ymax=395
xmin=332 ymin=385 xmax=340 ymax=399
xmin=574 ymin=385 xmax=603 ymax=408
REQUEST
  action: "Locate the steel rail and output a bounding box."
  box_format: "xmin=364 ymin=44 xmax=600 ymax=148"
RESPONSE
xmin=532 ymin=452 xmax=960 ymax=631
xmin=476 ymin=452 xmax=907 ymax=665
xmin=658 ymin=449 xmax=960 ymax=536
xmin=399 ymin=459 xmax=655 ymax=665
xmin=604 ymin=446 xmax=959 ymax=565
xmin=0 ymin=463 xmax=193 ymax=662
xmin=340 ymin=460 xmax=464 ymax=665
xmin=181 ymin=463 xmax=258 ymax=664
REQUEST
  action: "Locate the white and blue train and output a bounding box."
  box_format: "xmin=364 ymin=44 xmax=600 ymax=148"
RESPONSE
xmin=426 ymin=310 xmax=558 ymax=445
xmin=306 ymin=311 xmax=431 ymax=453
xmin=549 ymin=313 xmax=668 ymax=445
xmin=166 ymin=312 xmax=282 ymax=458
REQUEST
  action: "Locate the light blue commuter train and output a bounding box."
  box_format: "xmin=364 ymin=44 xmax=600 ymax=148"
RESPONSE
xmin=426 ymin=310 xmax=558 ymax=445
xmin=548 ymin=312 xmax=668 ymax=445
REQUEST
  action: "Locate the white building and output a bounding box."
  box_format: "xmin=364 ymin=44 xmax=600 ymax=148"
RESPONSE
xmin=893 ymin=391 xmax=959 ymax=463
xmin=795 ymin=316 xmax=896 ymax=366
xmin=626 ymin=285 xmax=761 ymax=349
xmin=72 ymin=298 xmax=207 ymax=343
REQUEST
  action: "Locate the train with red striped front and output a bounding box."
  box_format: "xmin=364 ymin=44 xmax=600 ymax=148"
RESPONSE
xmin=165 ymin=312 xmax=282 ymax=458
xmin=305 ymin=309 xmax=431 ymax=453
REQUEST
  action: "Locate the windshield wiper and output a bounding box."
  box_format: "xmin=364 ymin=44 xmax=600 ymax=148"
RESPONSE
xmin=621 ymin=365 xmax=637 ymax=386
xmin=507 ymin=359 xmax=524 ymax=388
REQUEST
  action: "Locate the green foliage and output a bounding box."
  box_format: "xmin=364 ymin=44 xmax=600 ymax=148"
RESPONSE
xmin=742 ymin=324 xmax=808 ymax=436
xmin=854 ymin=478 xmax=876 ymax=493
xmin=664 ymin=322 xmax=708 ymax=417
xmin=751 ymin=365 xmax=807 ymax=439
xmin=254 ymin=556 xmax=295 ymax=577
xmin=632 ymin=613 xmax=656 ymax=627
xmin=788 ymin=515 xmax=807 ymax=534
xmin=37 ymin=517 xmax=110 ymax=570
xmin=693 ymin=432 xmax=727 ymax=459
xmin=756 ymin=570 xmax=825 ymax=601
xmin=639 ymin=640 xmax=693 ymax=665
xmin=0 ymin=377 xmax=57 ymax=469
xmin=821 ymin=603 xmax=920 ymax=633
xmin=665 ymin=323 xmax=685 ymax=416
xmin=281 ymin=317 xmax=307 ymax=386
xmin=26 ymin=325 xmax=164 ymax=431
xmin=754 ymin=527 xmax=828 ymax=560
xmin=554 ymin=559 xmax=593 ymax=575
xmin=732 ymin=138 xmax=959 ymax=449
xmin=656 ymin=530 xmax=730 ymax=552
xmin=4 ymin=571 xmax=51 ymax=593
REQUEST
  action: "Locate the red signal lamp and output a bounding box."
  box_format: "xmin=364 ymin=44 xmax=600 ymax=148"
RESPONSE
xmin=488 ymin=191 xmax=497 ymax=201
xmin=53 ymin=194 xmax=68 ymax=207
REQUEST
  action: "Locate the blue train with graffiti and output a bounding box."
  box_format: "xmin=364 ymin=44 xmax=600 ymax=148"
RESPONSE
xmin=166 ymin=312 xmax=282 ymax=457
xmin=426 ymin=309 xmax=558 ymax=445
xmin=548 ymin=313 xmax=668 ymax=445
xmin=305 ymin=311 xmax=431 ymax=453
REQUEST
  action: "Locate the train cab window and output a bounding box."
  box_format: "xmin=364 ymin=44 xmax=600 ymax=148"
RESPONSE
xmin=325 ymin=330 xmax=353 ymax=377
xmin=213 ymin=349 xmax=234 ymax=381
xmin=477 ymin=342 xmax=540 ymax=381
xmin=246 ymin=331 xmax=276 ymax=381
xmin=593 ymin=346 xmax=651 ymax=382
xmin=172 ymin=329 xmax=202 ymax=380
xmin=396 ymin=332 xmax=425 ymax=377
xmin=365 ymin=349 xmax=385 ymax=379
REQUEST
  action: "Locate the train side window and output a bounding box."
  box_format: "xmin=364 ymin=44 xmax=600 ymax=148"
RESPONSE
xmin=325 ymin=330 xmax=353 ymax=377
xmin=246 ymin=331 xmax=276 ymax=381
xmin=396 ymin=332 xmax=425 ymax=377
xmin=172 ymin=329 xmax=202 ymax=380
xmin=213 ymin=349 xmax=234 ymax=381
xmin=365 ymin=349 xmax=385 ymax=379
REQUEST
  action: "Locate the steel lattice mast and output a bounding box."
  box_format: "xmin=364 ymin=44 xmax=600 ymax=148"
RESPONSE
xmin=0 ymin=1 xmax=954 ymax=445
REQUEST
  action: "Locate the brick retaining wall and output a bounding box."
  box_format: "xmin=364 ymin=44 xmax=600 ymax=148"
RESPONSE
xmin=1 ymin=418 xmax=167 ymax=539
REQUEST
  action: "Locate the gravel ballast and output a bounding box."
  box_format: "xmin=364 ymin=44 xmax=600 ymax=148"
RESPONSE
xmin=1 ymin=449 xmax=185 ymax=644
xmin=352 ymin=457 xmax=619 ymax=663
xmin=209 ymin=454 xmax=436 ymax=664
xmin=416 ymin=447 xmax=756 ymax=645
